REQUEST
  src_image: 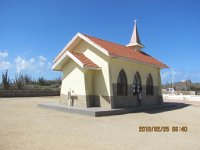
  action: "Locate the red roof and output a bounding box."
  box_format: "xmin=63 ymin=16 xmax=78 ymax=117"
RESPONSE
xmin=71 ymin=52 xmax=99 ymax=68
xmin=84 ymin=34 xmax=168 ymax=68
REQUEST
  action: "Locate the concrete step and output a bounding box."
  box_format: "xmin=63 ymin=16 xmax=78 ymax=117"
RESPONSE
xmin=38 ymin=102 xmax=175 ymax=117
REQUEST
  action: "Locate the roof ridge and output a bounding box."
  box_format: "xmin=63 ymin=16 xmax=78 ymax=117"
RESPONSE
xmin=53 ymin=32 xmax=168 ymax=70
xmin=82 ymin=33 xmax=167 ymax=68
xmin=82 ymin=33 xmax=132 ymax=49
xmin=82 ymin=33 xmax=154 ymax=57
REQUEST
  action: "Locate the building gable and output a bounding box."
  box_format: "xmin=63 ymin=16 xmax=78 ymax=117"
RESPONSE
xmin=53 ymin=33 xmax=109 ymax=64
xmin=52 ymin=51 xmax=100 ymax=71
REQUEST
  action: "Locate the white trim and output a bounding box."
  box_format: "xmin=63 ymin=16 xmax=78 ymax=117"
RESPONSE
xmin=53 ymin=33 xmax=80 ymax=63
xmin=54 ymin=32 xmax=109 ymax=63
xmin=52 ymin=51 xmax=84 ymax=70
xmin=79 ymin=33 xmax=110 ymax=56
xmin=52 ymin=51 xmax=68 ymax=70
xmin=66 ymin=51 xmax=84 ymax=68
xmin=52 ymin=50 xmax=101 ymax=70
xmin=84 ymin=67 xmax=101 ymax=70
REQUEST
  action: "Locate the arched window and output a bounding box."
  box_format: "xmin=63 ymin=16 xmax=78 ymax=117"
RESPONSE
xmin=117 ymin=69 xmax=127 ymax=96
xmin=146 ymin=74 xmax=154 ymax=95
xmin=133 ymin=72 xmax=142 ymax=95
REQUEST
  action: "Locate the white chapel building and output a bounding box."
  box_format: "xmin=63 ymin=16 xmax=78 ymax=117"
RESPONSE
xmin=52 ymin=21 xmax=168 ymax=109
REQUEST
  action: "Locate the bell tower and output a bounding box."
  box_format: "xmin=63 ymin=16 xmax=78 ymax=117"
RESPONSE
xmin=127 ymin=20 xmax=144 ymax=51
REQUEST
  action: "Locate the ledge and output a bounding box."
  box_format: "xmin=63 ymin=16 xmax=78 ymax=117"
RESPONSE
xmin=38 ymin=102 xmax=175 ymax=117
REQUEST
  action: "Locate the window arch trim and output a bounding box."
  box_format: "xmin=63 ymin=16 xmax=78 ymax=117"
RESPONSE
xmin=146 ymin=73 xmax=154 ymax=95
xmin=117 ymin=69 xmax=128 ymax=96
xmin=133 ymin=71 xmax=142 ymax=95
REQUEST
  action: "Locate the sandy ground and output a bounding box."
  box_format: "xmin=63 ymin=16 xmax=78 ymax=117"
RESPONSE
xmin=0 ymin=97 xmax=200 ymax=150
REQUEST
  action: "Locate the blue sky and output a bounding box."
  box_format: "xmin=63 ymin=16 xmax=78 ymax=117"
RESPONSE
xmin=0 ymin=0 xmax=200 ymax=83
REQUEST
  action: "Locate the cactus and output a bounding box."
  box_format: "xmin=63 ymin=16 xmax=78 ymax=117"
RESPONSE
xmin=2 ymin=69 xmax=10 ymax=90
xmin=13 ymin=73 xmax=25 ymax=90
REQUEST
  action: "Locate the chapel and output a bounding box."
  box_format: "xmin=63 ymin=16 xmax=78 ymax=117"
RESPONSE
xmin=52 ymin=21 xmax=168 ymax=108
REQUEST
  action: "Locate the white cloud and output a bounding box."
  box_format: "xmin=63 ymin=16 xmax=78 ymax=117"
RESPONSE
xmin=0 ymin=51 xmax=11 ymax=70
xmin=0 ymin=52 xmax=8 ymax=58
xmin=161 ymin=68 xmax=200 ymax=83
xmin=48 ymin=62 xmax=51 ymax=66
xmin=29 ymin=58 xmax=35 ymax=63
xmin=0 ymin=50 xmax=53 ymax=78
xmin=36 ymin=55 xmax=49 ymax=73
xmin=39 ymin=55 xmax=47 ymax=62
xmin=0 ymin=61 xmax=11 ymax=69
xmin=161 ymin=69 xmax=183 ymax=83
xmin=161 ymin=71 xmax=171 ymax=79
xmin=15 ymin=56 xmax=35 ymax=73
xmin=15 ymin=55 xmax=51 ymax=73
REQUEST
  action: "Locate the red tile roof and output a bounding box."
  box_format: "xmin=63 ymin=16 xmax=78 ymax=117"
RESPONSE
xmin=71 ymin=52 xmax=99 ymax=68
xmin=84 ymin=34 xmax=168 ymax=68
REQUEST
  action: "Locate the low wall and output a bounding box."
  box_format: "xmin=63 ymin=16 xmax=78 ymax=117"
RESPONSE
xmin=0 ymin=90 xmax=60 ymax=97
xmin=163 ymin=91 xmax=196 ymax=95
xmin=176 ymin=91 xmax=196 ymax=95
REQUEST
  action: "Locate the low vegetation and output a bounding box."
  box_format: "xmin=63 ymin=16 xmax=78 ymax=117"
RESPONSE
xmin=0 ymin=70 xmax=61 ymax=90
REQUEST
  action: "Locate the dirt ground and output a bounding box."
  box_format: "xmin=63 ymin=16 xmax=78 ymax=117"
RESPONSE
xmin=0 ymin=97 xmax=200 ymax=150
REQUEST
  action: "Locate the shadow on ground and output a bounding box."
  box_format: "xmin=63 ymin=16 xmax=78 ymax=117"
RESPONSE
xmin=142 ymin=102 xmax=190 ymax=114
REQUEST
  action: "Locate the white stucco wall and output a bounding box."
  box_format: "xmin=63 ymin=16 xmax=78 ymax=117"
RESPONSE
xmin=109 ymin=58 xmax=160 ymax=95
xmin=71 ymin=40 xmax=111 ymax=96
xmin=84 ymin=70 xmax=94 ymax=95
xmin=61 ymin=61 xmax=86 ymax=95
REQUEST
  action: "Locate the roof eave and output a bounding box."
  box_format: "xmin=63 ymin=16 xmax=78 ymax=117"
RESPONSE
xmin=52 ymin=51 xmax=68 ymax=71
xmin=111 ymin=54 xmax=167 ymax=69
xmin=160 ymin=65 xmax=169 ymax=69
xmin=54 ymin=33 xmax=110 ymax=63
xmin=53 ymin=33 xmax=81 ymax=63
xmin=52 ymin=51 xmax=84 ymax=71
xmin=83 ymin=66 xmax=101 ymax=70
xmin=52 ymin=51 xmax=101 ymax=71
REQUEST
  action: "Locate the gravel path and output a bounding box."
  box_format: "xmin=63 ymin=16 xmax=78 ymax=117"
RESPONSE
xmin=0 ymin=97 xmax=200 ymax=150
